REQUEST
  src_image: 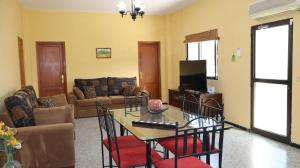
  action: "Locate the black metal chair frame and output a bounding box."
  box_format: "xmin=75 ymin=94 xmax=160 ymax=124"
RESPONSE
xmin=124 ymin=95 xmax=149 ymax=116
xmin=96 ymin=103 xmax=120 ymax=168
xmin=181 ymin=94 xmax=201 ymax=115
xmin=200 ymin=98 xmax=224 ymax=121
xmin=160 ymin=116 xmax=225 ymax=168
xmin=200 ymin=98 xmax=225 ymax=168
xmin=163 ymin=96 xmax=225 ymax=167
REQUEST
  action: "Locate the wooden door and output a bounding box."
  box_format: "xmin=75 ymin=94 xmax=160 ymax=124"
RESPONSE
xmin=138 ymin=42 xmax=161 ymax=99
xmin=36 ymin=42 xmax=67 ymax=97
xmin=18 ymin=37 xmax=26 ymax=87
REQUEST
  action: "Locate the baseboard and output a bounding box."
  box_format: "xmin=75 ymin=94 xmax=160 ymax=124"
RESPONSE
xmin=225 ymin=121 xmax=300 ymax=149
xmin=290 ymin=142 xmax=300 ymax=149
xmin=225 ymin=121 xmax=249 ymax=131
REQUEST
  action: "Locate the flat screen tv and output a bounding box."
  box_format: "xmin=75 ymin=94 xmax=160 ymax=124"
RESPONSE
xmin=180 ymin=60 xmax=207 ymax=92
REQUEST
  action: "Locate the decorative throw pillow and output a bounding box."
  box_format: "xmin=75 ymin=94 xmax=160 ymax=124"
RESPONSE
xmin=73 ymin=87 xmax=85 ymax=100
xmin=83 ymin=86 xmax=97 ymax=98
xmin=123 ymin=85 xmax=136 ymax=96
xmin=20 ymin=86 xmax=39 ymax=108
xmin=38 ymin=97 xmax=56 ymax=108
xmin=4 ymin=96 xmax=35 ymax=127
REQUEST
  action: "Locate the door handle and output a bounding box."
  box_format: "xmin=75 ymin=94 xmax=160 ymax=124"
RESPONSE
xmin=61 ymin=74 xmax=64 ymax=84
xmin=140 ymin=72 xmax=143 ymax=80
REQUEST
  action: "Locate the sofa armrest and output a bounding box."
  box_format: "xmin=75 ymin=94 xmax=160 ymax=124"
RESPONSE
xmin=0 ymin=111 xmax=14 ymax=128
xmin=67 ymin=92 xmax=78 ymax=104
xmin=33 ymin=104 xmax=75 ymax=126
xmin=15 ymin=123 xmax=75 ymax=168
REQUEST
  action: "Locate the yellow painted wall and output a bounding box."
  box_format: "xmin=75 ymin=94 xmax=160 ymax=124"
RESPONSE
xmin=0 ymin=0 xmax=23 ymax=112
xmin=165 ymin=0 xmax=300 ymax=144
xmin=22 ymin=10 xmax=168 ymax=101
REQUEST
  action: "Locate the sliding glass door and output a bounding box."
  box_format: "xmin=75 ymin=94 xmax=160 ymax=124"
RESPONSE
xmin=251 ymin=19 xmax=293 ymax=142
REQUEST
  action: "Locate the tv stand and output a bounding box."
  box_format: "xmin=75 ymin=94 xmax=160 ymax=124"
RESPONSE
xmin=168 ymin=89 xmax=222 ymax=108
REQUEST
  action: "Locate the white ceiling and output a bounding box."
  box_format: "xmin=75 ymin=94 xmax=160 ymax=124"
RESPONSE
xmin=20 ymin=0 xmax=196 ymax=14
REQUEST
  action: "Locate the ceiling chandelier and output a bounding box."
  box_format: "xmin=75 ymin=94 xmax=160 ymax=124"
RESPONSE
xmin=117 ymin=0 xmax=145 ymax=21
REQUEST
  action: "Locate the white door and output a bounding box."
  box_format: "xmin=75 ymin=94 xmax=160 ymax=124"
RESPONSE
xmin=251 ymin=19 xmax=293 ymax=142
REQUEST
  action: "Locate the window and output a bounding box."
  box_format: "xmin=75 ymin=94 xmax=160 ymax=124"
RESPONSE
xmin=187 ymin=40 xmax=218 ymax=79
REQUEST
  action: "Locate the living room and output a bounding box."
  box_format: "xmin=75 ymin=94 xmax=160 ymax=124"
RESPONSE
xmin=1 ymin=0 xmax=300 ymax=167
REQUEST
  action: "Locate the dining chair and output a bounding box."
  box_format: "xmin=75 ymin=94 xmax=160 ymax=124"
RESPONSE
xmin=124 ymin=95 xmax=148 ymax=114
xmin=154 ymin=117 xmax=225 ymax=168
xmin=159 ymin=98 xmax=225 ymax=168
xmin=181 ymin=93 xmax=201 ymax=115
xmin=200 ymin=98 xmax=224 ymax=121
xmin=96 ymin=103 xmax=162 ymax=168
xmin=159 ymin=93 xmax=200 ymax=158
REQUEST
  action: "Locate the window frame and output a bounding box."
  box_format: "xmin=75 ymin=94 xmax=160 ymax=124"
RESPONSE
xmin=186 ymin=40 xmax=218 ymax=80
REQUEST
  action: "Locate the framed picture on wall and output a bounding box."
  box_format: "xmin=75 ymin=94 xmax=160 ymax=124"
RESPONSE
xmin=96 ymin=48 xmax=111 ymax=58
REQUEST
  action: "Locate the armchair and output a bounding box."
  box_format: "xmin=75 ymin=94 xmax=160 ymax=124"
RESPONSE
xmin=1 ymin=86 xmax=75 ymax=168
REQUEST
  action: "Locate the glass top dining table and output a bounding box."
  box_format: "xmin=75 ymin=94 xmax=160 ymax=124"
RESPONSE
xmin=111 ymin=106 xmax=221 ymax=141
xmin=111 ymin=105 xmax=224 ymax=168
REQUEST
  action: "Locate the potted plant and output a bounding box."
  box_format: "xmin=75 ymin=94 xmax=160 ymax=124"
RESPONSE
xmin=0 ymin=122 xmax=22 ymax=168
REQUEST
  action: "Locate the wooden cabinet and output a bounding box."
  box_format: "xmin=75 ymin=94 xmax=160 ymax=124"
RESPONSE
xmin=168 ymin=89 xmax=222 ymax=108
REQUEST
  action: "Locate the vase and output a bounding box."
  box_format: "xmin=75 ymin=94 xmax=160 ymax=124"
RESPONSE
xmin=2 ymin=160 xmax=21 ymax=168
xmin=2 ymin=146 xmax=21 ymax=168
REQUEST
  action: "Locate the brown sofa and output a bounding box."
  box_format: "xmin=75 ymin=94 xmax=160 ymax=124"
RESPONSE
xmin=1 ymin=86 xmax=75 ymax=168
xmin=68 ymin=77 xmax=149 ymax=118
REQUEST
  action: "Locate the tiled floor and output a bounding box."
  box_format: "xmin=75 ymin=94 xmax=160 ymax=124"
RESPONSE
xmin=75 ymin=117 xmax=300 ymax=168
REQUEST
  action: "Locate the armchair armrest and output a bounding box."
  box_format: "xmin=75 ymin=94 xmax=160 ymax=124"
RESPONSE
xmin=33 ymin=104 xmax=75 ymax=126
xmin=67 ymin=92 xmax=78 ymax=104
xmin=15 ymin=123 xmax=75 ymax=168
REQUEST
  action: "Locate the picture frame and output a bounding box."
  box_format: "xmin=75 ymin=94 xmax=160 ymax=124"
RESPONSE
xmin=96 ymin=48 xmax=111 ymax=58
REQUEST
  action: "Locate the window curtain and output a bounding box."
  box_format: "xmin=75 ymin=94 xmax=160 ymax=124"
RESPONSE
xmin=184 ymin=29 xmax=219 ymax=43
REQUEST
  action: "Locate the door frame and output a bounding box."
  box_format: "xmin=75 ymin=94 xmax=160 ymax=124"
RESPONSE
xmin=138 ymin=41 xmax=161 ymax=99
xmin=18 ymin=37 xmax=26 ymax=87
xmin=250 ymin=18 xmax=293 ymax=143
xmin=36 ymin=41 xmax=67 ymax=96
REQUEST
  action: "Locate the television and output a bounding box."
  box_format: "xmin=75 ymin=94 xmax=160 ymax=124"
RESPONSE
xmin=179 ymin=60 xmax=207 ymax=92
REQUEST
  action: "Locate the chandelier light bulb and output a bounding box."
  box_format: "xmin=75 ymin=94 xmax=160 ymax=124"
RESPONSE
xmin=140 ymin=4 xmax=145 ymax=12
xmin=133 ymin=0 xmax=142 ymax=9
xmin=117 ymin=1 xmax=126 ymax=11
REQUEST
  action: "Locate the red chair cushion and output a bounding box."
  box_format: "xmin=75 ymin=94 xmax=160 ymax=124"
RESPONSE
xmin=158 ymin=135 xmax=203 ymax=156
xmin=155 ymin=157 xmax=212 ymax=168
xmin=103 ymin=135 xmax=145 ymax=150
xmin=112 ymin=146 xmax=163 ymax=168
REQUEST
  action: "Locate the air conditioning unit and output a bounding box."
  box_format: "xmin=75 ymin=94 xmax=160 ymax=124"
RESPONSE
xmin=249 ymin=0 xmax=300 ymax=19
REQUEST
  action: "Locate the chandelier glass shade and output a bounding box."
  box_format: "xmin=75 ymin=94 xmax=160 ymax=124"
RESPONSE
xmin=117 ymin=0 xmax=145 ymax=21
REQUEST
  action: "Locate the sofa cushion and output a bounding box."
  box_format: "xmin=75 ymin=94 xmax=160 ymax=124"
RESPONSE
xmin=108 ymin=77 xmax=137 ymax=96
xmin=77 ymin=97 xmax=111 ymax=107
xmin=20 ymin=85 xmax=39 ymax=108
xmin=51 ymin=94 xmax=68 ymax=106
xmin=73 ymin=87 xmax=85 ymax=100
xmin=38 ymin=94 xmax=69 ymax=108
xmin=109 ymin=96 xmax=125 ymax=104
xmin=83 ymin=86 xmax=97 ymax=99
xmin=75 ymin=78 xmax=108 ymax=97
xmin=4 ymin=94 xmax=35 ymax=127
xmin=123 ymin=85 xmax=136 ymax=96
xmin=38 ymin=97 xmax=57 ymax=107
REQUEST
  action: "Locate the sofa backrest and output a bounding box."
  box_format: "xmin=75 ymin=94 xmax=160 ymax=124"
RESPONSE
xmin=75 ymin=78 xmax=108 ymax=97
xmin=107 ymin=77 xmax=137 ymax=96
xmin=74 ymin=77 xmax=137 ymax=97
xmin=0 ymin=111 xmax=15 ymax=128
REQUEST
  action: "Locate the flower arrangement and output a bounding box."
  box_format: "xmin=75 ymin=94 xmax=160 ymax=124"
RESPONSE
xmin=0 ymin=122 xmax=22 ymax=168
